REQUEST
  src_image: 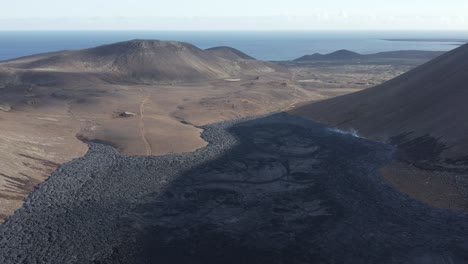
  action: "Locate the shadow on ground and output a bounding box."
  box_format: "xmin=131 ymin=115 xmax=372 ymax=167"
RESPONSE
xmin=1 ymin=113 xmax=468 ymax=264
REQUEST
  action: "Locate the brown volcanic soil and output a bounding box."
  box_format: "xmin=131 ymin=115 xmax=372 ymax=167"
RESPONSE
xmin=0 ymin=40 xmax=440 ymax=223
xmin=205 ymin=46 xmax=256 ymax=60
xmin=290 ymin=43 xmax=468 ymax=210
xmin=0 ymin=40 xmax=315 ymax=222
xmin=8 ymin=40 xmax=277 ymax=83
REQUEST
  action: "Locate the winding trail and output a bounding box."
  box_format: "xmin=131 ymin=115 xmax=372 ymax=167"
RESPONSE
xmin=139 ymin=95 xmax=152 ymax=156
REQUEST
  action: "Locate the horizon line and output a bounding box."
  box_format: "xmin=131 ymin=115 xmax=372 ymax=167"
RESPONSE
xmin=1 ymin=29 xmax=468 ymax=32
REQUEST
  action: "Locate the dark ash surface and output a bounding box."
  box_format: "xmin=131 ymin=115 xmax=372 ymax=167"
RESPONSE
xmin=1 ymin=113 xmax=468 ymax=264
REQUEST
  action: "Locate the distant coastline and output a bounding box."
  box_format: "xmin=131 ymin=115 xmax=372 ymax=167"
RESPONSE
xmin=383 ymin=38 xmax=468 ymax=43
xmin=0 ymin=31 xmax=466 ymax=61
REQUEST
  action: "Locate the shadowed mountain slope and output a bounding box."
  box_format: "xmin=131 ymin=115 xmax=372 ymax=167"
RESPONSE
xmin=291 ymin=43 xmax=468 ymax=160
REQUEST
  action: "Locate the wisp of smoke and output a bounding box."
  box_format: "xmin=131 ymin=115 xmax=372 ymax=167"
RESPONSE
xmin=327 ymin=127 xmax=361 ymax=138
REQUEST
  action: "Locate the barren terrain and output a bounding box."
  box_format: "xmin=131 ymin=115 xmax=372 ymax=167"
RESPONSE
xmin=1 ymin=114 xmax=468 ymax=263
xmin=2 ymin=38 xmax=466 ymax=263
xmin=0 ymin=40 xmax=442 ymax=222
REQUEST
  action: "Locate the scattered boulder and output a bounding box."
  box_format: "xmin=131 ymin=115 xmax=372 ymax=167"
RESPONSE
xmin=119 ymin=111 xmax=137 ymax=118
xmin=0 ymin=103 xmax=11 ymax=112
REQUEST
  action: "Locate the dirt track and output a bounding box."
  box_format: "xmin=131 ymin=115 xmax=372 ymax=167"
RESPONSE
xmin=139 ymin=94 xmax=152 ymax=155
xmin=1 ymin=113 xmax=468 ymax=263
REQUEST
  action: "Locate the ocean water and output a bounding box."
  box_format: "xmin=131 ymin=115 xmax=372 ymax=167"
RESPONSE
xmin=0 ymin=31 xmax=467 ymax=61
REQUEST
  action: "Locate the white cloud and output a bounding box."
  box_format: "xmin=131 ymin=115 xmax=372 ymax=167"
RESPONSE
xmin=1 ymin=13 xmax=468 ymax=31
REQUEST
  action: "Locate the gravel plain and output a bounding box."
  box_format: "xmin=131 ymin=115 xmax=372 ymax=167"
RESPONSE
xmin=1 ymin=113 xmax=468 ymax=264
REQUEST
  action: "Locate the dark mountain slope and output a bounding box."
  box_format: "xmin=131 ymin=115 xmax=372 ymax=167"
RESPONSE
xmin=294 ymin=50 xmax=444 ymax=62
xmin=291 ymin=43 xmax=468 ymax=160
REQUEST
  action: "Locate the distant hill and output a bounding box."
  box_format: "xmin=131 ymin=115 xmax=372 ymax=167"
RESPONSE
xmin=290 ymin=43 xmax=468 ymax=161
xmin=205 ymin=46 xmax=255 ymax=60
xmin=3 ymin=40 xmax=280 ymax=83
xmin=295 ymin=50 xmax=361 ymax=61
xmin=294 ymin=49 xmax=445 ymax=62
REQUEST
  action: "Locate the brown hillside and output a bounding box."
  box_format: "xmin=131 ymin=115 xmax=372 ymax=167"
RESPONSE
xmin=4 ymin=40 xmax=280 ymax=83
xmin=291 ymin=43 xmax=468 ymax=161
xmin=205 ymin=46 xmax=256 ymax=60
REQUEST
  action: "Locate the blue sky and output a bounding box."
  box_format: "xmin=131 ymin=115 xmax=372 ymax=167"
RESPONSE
xmin=2 ymin=0 xmax=468 ymax=30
